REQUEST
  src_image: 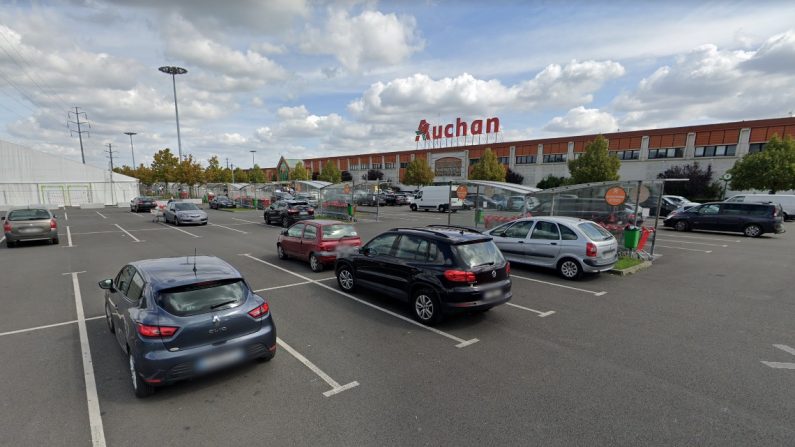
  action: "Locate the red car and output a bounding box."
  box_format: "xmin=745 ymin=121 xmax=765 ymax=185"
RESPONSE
xmin=277 ymin=220 xmax=362 ymax=272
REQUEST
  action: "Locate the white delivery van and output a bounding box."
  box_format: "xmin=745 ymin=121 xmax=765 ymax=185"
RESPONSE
xmin=725 ymin=194 xmax=795 ymax=220
xmin=410 ymin=185 xmax=463 ymax=212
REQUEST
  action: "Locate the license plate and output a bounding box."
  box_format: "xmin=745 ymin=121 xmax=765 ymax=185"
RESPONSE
xmin=299 ymin=211 xmax=308 ymax=215
xmin=484 ymin=289 xmax=502 ymax=299
xmin=196 ymin=349 xmax=244 ymax=372
xmin=603 ymin=249 xmax=615 ymax=256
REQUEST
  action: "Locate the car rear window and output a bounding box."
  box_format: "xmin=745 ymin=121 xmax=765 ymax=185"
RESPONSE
xmin=289 ymin=201 xmax=309 ymax=206
xmin=158 ymin=279 xmax=247 ymax=316
xmin=322 ymin=224 xmax=358 ymax=239
xmin=454 ymin=240 xmax=504 ymax=268
xmin=175 ymin=203 xmax=200 ymax=211
xmin=8 ymin=209 xmax=50 ymax=221
xmin=578 ymin=222 xmax=614 ymax=241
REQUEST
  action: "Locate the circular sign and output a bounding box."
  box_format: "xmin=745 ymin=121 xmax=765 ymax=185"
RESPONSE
xmin=456 ymin=185 xmax=468 ymax=200
xmin=721 ymin=173 xmax=732 ymax=181
xmin=343 ymin=184 xmax=351 ymax=194
xmin=604 ymin=187 xmax=627 ymax=206
xmin=637 ymin=185 xmax=650 ymax=203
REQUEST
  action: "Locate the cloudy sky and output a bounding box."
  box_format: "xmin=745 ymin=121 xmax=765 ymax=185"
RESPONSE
xmin=1 ymin=0 xmax=795 ymax=170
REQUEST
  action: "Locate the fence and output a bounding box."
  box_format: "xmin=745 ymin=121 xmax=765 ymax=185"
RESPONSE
xmin=0 ymin=181 xmax=139 ymax=209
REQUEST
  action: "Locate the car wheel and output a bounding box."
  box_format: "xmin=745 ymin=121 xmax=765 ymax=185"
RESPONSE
xmin=52 ymin=237 xmax=59 ymax=245
xmin=336 ymin=264 xmax=356 ymax=292
xmin=744 ymin=224 xmax=762 ymax=238
xmin=282 ymin=217 xmax=289 ymax=228
xmin=129 ymin=353 xmax=154 ymax=398
xmin=309 ymin=253 xmax=323 ymax=272
xmin=105 ymin=302 xmax=115 ymax=334
xmin=277 ymin=243 xmax=288 ymax=260
xmin=674 ymin=220 xmax=689 ymax=232
xmin=558 ymin=258 xmax=583 ymax=281
xmin=175 ymin=217 xmax=180 ymax=226
xmin=410 ymin=204 xmax=417 ymax=211
xmin=438 ymin=204 xmax=446 ymax=213
xmin=412 ymin=288 xmax=442 ymax=325
xmin=256 ymin=350 xmax=275 ymax=363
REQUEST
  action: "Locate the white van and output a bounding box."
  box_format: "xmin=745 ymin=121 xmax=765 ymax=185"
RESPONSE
xmin=410 ymin=185 xmax=463 ymax=212
xmin=725 ymin=194 xmax=795 ymax=220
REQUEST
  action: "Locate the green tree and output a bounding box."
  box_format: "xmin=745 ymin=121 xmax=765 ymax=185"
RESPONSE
xmin=567 ymin=135 xmax=620 ymax=184
xmin=536 ymin=174 xmax=570 ymax=189
xmin=134 ymin=164 xmax=156 ymax=186
xmin=249 ymin=164 xmax=266 ymax=183
xmin=317 ymin=161 xmax=342 ymax=183
xmin=220 ymin=168 xmax=233 ymax=183
xmin=175 ymin=155 xmax=205 ymax=186
xmin=657 ymin=162 xmax=721 ymax=201
xmin=402 ymin=157 xmax=435 ymax=186
xmin=290 ymin=161 xmax=310 ymax=181
xmin=729 ymin=135 xmax=795 ymax=193
xmin=505 ymin=168 xmax=524 ymax=185
xmin=151 ymin=148 xmax=179 ymax=184
xmin=204 ymin=155 xmax=224 ymax=183
xmin=469 ymin=148 xmax=506 ymax=181
xmin=366 ymin=169 xmax=384 ymax=181
xmin=233 ymin=167 xmax=249 ymax=183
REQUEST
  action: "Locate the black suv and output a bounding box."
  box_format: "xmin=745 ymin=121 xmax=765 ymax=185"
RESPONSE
xmin=663 ymin=202 xmax=784 ymax=237
xmin=264 ymin=200 xmax=314 ymax=227
xmin=334 ymin=226 xmax=512 ymax=325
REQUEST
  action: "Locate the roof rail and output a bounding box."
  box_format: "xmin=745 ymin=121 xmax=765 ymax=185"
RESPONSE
xmin=387 ymin=227 xmax=452 ymax=238
xmin=425 ymin=224 xmax=483 ymax=234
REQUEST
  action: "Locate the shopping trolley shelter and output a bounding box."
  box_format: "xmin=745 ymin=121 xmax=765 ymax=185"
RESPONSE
xmin=1 ymin=204 xmax=794 ymax=446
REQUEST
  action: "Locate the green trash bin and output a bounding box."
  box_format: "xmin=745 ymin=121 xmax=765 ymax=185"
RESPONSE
xmin=347 ymin=203 xmax=353 ymax=217
xmin=623 ymin=227 xmax=641 ymax=249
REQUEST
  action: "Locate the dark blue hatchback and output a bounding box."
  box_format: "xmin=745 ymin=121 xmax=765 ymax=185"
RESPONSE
xmin=99 ymin=256 xmax=276 ymax=397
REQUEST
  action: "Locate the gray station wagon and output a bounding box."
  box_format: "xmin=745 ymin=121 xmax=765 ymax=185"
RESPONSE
xmin=2 ymin=208 xmax=59 ymax=247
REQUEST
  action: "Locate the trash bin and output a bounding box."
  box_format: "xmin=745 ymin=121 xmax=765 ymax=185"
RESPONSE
xmin=624 ymin=227 xmax=641 ymax=249
xmin=347 ymin=203 xmax=353 ymax=217
xmin=475 ymin=208 xmax=484 ymax=225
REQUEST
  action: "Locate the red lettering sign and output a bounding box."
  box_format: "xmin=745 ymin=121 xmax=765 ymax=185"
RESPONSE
xmin=415 ymin=117 xmax=500 ymax=141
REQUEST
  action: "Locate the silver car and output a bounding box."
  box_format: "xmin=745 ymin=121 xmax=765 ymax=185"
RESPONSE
xmin=485 ymin=216 xmax=618 ymax=280
xmin=2 ymin=208 xmax=59 ymax=247
xmin=163 ymin=202 xmax=208 ymax=226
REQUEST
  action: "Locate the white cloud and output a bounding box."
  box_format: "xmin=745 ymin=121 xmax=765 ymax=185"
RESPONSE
xmin=543 ymin=107 xmax=619 ymax=134
xmin=300 ymin=9 xmax=423 ymax=71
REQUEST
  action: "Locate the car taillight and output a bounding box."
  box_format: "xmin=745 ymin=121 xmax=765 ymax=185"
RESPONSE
xmin=772 ymin=208 xmax=778 ymax=217
xmin=248 ymin=302 xmax=270 ymax=318
xmin=444 ymin=270 xmax=476 ymax=283
xmin=506 ymin=262 xmax=510 ymax=275
xmin=50 ymin=219 xmax=57 ymax=229
xmin=308 ymin=209 xmax=315 ymax=215
xmin=137 ymin=323 xmax=178 ymax=337
xmin=586 ymin=242 xmax=597 ymax=257
xmin=3 ymin=222 xmax=10 ymax=232
xmin=287 ymin=209 xmax=298 ymax=214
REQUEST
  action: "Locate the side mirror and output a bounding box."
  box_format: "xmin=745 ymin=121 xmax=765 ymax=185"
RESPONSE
xmin=362 ymin=247 xmax=376 ymax=256
xmin=280 ymin=228 xmax=289 ymax=236
xmin=98 ymin=279 xmax=114 ymax=290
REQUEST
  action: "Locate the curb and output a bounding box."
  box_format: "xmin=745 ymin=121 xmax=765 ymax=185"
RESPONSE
xmin=608 ymin=260 xmax=653 ymax=276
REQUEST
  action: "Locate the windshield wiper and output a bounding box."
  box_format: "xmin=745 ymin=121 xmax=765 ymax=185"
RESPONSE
xmin=474 ymin=261 xmax=494 ymax=267
xmin=210 ymin=300 xmax=237 ymax=310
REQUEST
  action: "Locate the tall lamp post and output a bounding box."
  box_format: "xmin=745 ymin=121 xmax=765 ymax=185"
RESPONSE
xmin=158 ymin=65 xmax=188 ymax=161
xmin=250 ymin=150 xmax=256 ymax=168
xmin=124 ymin=132 xmax=137 ymax=167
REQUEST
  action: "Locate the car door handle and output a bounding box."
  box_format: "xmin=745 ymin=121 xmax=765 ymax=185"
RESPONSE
xmin=550 ymin=242 xmax=557 ymax=245
xmin=518 ymin=241 xmax=524 ymax=243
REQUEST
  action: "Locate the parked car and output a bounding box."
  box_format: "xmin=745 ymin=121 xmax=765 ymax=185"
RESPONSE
xmin=209 ymin=196 xmax=236 ymax=209
xmin=294 ymin=192 xmax=319 ymax=208
xmin=528 ymin=197 xmax=643 ymax=226
xmin=410 ymin=185 xmax=463 ymax=212
xmin=271 ymin=191 xmax=294 ymax=203
xmin=130 ymin=197 xmax=157 ymax=213
xmin=277 ymin=220 xmax=362 ymax=272
xmin=2 ymin=208 xmax=59 ymax=247
xmin=356 ymin=193 xmax=386 ymax=207
xmin=666 ymin=202 xmax=701 ymax=219
xmin=725 ymin=194 xmax=795 ymax=220
xmin=663 ymin=202 xmax=785 ymax=237
xmin=98 ymin=256 xmax=276 ymax=397
xmin=393 ymin=193 xmax=409 ymax=205
xmin=642 ymin=195 xmax=698 ymax=217
xmin=485 ymin=217 xmax=618 ymax=280
xmin=334 ymin=226 xmax=512 ymax=324
xmin=505 ymin=195 xmax=527 ymax=211
xmin=163 ymin=202 xmax=208 ymax=225
xmin=264 ymin=200 xmax=314 ymax=227
xmin=463 ymin=194 xmax=502 ymax=210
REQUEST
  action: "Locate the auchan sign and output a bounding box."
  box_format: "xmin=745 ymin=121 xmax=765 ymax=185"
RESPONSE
xmin=415 ymin=117 xmax=500 ymax=142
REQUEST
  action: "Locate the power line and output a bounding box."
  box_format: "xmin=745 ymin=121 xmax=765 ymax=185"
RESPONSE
xmin=105 ymin=143 xmax=119 ymax=204
xmin=68 ymin=107 xmax=90 ymax=164
xmin=0 ymin=30 xmax=71 ymax=112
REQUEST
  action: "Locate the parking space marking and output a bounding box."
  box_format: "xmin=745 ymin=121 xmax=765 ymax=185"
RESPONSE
xmin=71 ymin=230 xmax=123 ymax=235
xmin=511 ymin=273 xmax=607 ymax=296
xmin=240 ymin=254 xmax=479 ymax=348
xmin=0 ymin=236 xmax=4 ymax=245
xmin=231 ymin=217 xmax=261 ymax=224
xmin=158 ymin=222 xmax=200 ymax=238
xmin=114 ymin=224 xmax=143 ymax=242
xmin=276 ymin=337 xmax=359 ymax=397
xmin=66 ymin=225 xmax=74 ymax=247
xmin=318 ymin=276 xmax=336 ymax=282
xmin=0 ymin=316 xmax=103 ymax=338
xmin=66 ymin=271 xmax=106 ymax=447
xmin=253 ymin=281 xmax=311 ymax=293
xmin=761 ymin=344 xmax=795 ymax=370
xmin=64 ymin=212 xmax=68 ymax=221
xmin=96 ymin=211 xmax=107 ymax=219
xmin=130 ymin=212 xmax=143 ymax=218
xmin=209 ymin=222 xmax=248 ymax=234
xmin=655 ymin=244 xmax=712 ymax=253
xmin=655 ymin=238 xmax=728 ymax=247
xmin=657 ymin=232 xmax=741 ymax=243
xmin=506 ymin=302 xmax=556 ymax=317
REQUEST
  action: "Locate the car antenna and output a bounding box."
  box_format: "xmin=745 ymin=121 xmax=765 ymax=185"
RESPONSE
xmin=192 ymin=248 xmax=197 ymax=275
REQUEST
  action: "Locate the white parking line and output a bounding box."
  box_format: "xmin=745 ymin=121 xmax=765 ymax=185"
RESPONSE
xmin=65 ymin=271 xmax=106 ymax=447
xmin=253 ymin=281 xmax=311 ymax=293
xmin=506 ymin=303 xmax=556 ymax=317
xmin=130 ymin=212 xmax=143 ymax=218
xmin=232 ymin=217 xmax=261 ymax=224
xmin=158 ymin=222 xmax=200 ymax=238
xmin=0 ymin=316 xmax=103 ymax=337
xmin=761 ymin=344 xmax=795 ymax=370
xmin=658 ymin=232 xmax=741 ymax=243
xmin=655 ymin=244 xmax=712 ymax=253
xmin=70 ymin=230 xmax=123 ymax=235
xmin=0 ymin=236 xmax=4 ymax=245
xmin=96 ymin=211 xmax=107 ymax=219
xmin=317 ymin=277 xmax=336 ymax=282
xmin=66 ymin=226 xmax=74 ymax=247
xmin=276 ymin=337 xmax=359 ymax=397
xmin=209 ymin=223 xmax=248 ymax=234
xmin=511 ymin=273 xmax=607 ymax=296
xmin=240 ymin=254 xmax=479 ymax=348
xmin=64 ymin=212 xmax=68 ymax=221
xmin=114 ymin=224 xmax=142 ymax=242
xmin=655 ymin=238 xmax=727 ymax=247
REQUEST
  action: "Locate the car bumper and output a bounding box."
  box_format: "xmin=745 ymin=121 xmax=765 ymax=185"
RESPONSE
xmin=178 ymin=217 xmax=208 ymax=224
xmin=5 ymin=229 xmax=58 ymax=242
xmin=133 ymin=205 xmax=156 ymax=211
xmin=583 ymin=256 xmax=618 ymax=272
xmin=443 ymin=280 xmax=512 ymax=312
xmin=134 ymin=319 xmax=277 ymax=385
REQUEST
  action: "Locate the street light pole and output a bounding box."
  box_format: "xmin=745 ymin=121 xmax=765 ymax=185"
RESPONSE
xmin=124 ymin=132 xmax=137 ymax=167
xmin=250 ymin=150 xmax=256 ymax=168
xmin=158 ymin=66 xmax=188 ymax=161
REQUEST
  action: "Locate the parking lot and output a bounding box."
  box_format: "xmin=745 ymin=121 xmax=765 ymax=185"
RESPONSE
xmin=2 ymin=206 xmax=794 ymax=446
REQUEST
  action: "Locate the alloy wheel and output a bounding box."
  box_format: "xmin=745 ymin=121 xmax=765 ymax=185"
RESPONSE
xmin=560 ymin=260 xmax=579 ymax=279
xmin=338 ymin=269 xmax=354 ymax=290
xmin=745 ymin=224 xmax=761 ymax=237
xmin=415 ymin=294 xmax=434 ymax=321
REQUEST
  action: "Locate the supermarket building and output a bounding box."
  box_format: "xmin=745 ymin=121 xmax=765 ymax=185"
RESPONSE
xmin=278 ymin=117 xmax=795 ymax=187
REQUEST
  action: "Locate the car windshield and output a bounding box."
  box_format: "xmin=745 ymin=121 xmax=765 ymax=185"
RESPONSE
xmin=454 ymin=240 xmax=504 ymax=267
xmin=288 ymin=201 xmax=309 ymax=206
xmin=322 ymin=224 xmax=358 ymax=239
xmin=7 ymin=209 xmax=50 ymax=221
xmin=158 ymin=279 xmax=247 ymax=316
xmin=578 ymin=222 xmax=614 ymax=241
xmin=175 ymin=203 xmax=200 ymax=211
